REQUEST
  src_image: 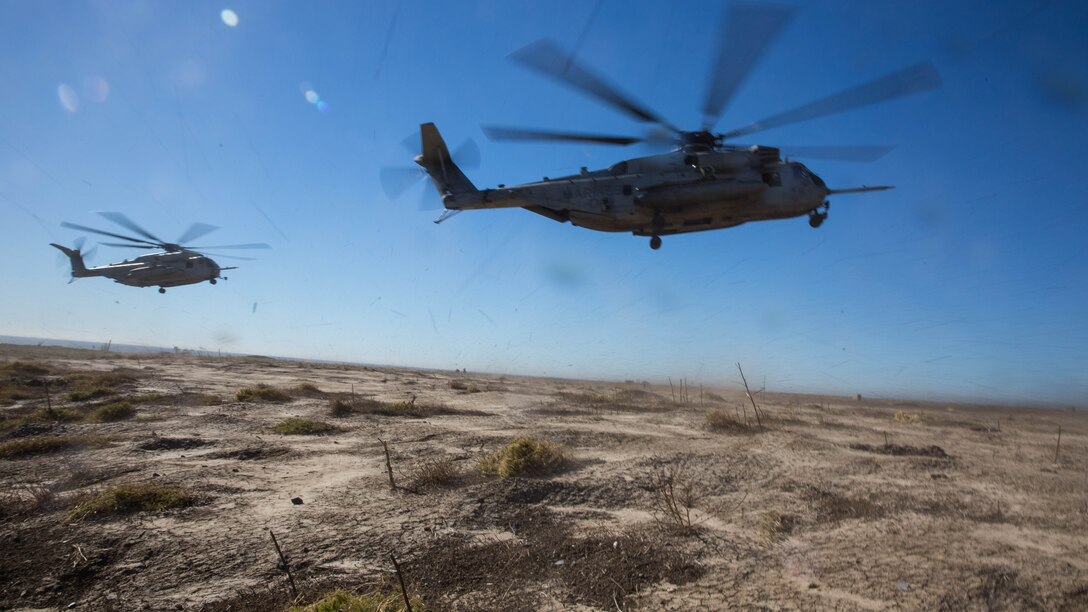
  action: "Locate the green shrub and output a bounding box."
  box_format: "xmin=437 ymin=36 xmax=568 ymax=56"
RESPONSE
xmin=235 ymin=385 xmax=292 ymax=402
xmin=273 ymin=417 xmax=341 ymax=435
xmin=68 ymin=483 xmax=195 ymax=521
xmin=478 ymin=436 xmax=567 ymax=478
xmin=85 ymin=401 xmax=136 ymax=423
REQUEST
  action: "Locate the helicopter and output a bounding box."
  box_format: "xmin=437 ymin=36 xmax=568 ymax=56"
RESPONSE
xmin=388 ymin=2 xmax=940 ymax=250
xmin=51 ymin=212 xmax=269 ymax=293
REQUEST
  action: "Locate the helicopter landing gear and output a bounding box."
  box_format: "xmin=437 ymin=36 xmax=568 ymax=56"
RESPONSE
xmin=158 ymin=287 xmax=166 ymax=294
xmin=209 ymin=278 xmax=217 ymax=285
xmin=650 ymin=235 xmax=662 ymax=250
xmin=808 ymin=201 xmax=829 ymax=228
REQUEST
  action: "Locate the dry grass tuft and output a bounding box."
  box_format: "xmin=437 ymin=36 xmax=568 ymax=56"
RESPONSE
xmin=65 ymin=387 xmax=115 ymax=402
xmin=290 ymin=587 xmax=425 ymax=612
xmin=273 ymin=417 xmax=342 ymax=435
xmin=894 ymin=410 xmax=926 ymax=424
xmin=236 ymin=384 xmax=292 ymax=402
xmin=328 ymin=398 xmax=355 ymax=418
xmin=351 ymin=397 xmax=459 ymax=418
xmin=759 ymin=510 xmax=795 ymax=543
xmin=294 ymin=383 xmax=326 ymax=397
xmin=84 ymin=401 xmax=135 ymax=423
xmin=0 ymin=434 xmax=109 ymax=459
xmin=1 ymin=360 xmax=52 ymax=376
xmin=705 ymin=409 xmax=754 ymax=433
xmin=478 ymin=436 xmax=568 ymax=478
xmin=68 ymin=482 xmax=195 ymax=521
xmin=407 ymin=456 xmax=464 ymax=490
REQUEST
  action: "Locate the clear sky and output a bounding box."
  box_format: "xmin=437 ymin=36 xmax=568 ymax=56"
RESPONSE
xmin=1 ymin=0 xmax=1085 ymax=405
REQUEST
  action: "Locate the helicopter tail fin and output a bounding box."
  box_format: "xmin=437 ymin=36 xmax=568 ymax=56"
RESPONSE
xmin=415 ymin=123 xmax=478 ymax=199
xmin=50 ymin=243 xmax=92 ymax=278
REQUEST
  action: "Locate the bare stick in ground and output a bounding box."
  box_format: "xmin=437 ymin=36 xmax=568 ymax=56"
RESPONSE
xmin=1055 ymin=426 xmax=1062 ymax=463
xmin=736 ymin=363 xmax=764 ymax=431
xmin=389 ymin=551 xmax=413 ymax=612
xmin=379 ymin=438 xmax=396 ymax=490
xmin=269 ymin=529 xmax=299 ymax=601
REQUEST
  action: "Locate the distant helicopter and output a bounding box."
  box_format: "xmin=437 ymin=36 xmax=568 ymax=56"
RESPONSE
xmin=385 ymin=2 xmax=939 ymax=249
xmin=52 ymin=212 xmax=269 ymax=293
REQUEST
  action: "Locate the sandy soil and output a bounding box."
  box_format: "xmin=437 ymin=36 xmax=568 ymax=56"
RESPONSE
xmin=1 ymin=343 xmax=1086 ymax=611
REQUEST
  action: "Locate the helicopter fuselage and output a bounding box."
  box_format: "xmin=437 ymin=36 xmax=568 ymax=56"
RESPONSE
xmin=441 ymin=148 xmax=829 ymax=237
xmin=66 ymin=249 xmax=223 ymax=289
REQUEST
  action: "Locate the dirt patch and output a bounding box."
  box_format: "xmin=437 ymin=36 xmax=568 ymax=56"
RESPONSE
xmin=936 ymin=565 xmax=1046 ymax=610
xmin=205 ymin=445 xmax=292 ymax=461
xmin=804 ymin=486 xmax=885 ymax=523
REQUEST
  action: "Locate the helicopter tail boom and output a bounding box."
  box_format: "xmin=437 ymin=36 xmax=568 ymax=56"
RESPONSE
xmin=49 ymin=243 xmax=96 ymax=278
xmin=416 ymin=123 xmax=478 ymax=201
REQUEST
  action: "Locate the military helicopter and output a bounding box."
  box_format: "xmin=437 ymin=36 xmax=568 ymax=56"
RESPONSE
xmin=51 ymin=212 xmax=269 ymax=293
xmin=389 ymin=2 xmax=940 ymax=250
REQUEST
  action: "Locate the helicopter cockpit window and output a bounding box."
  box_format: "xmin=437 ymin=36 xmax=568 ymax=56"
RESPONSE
xmin=609 ymin=161 xmax=628 ymax=175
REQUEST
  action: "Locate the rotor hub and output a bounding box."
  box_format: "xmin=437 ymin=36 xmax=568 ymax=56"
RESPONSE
xmin=678 ymin=130 xmax=721 ymax=152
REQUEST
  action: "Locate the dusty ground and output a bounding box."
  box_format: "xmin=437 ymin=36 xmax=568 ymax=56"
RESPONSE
xmin=1 ymin=343 xmax=1086 ymax=611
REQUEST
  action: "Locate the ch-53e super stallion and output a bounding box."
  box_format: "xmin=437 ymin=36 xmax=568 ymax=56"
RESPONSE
xmin=383 ymin=2 xmax=939 ymax=250
xmin=52 ymin=212 xmax=269 ymax=293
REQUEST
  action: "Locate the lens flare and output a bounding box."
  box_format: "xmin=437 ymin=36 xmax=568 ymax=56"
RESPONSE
xmin=85 ymin=76 xmax=110 ymax=103
xmin=220 ymin=9 xmax=239 ymax=27
xmin=57 ymin=84 xmax=79 ymax=113
xmin=316 ymin=100 xmax=330 ymax=113
xmin=304 ymin=90 xmax=319 ymax=104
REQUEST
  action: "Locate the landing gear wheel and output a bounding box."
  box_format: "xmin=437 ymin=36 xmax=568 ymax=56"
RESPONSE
xmin=808 ymin=213 xmax=825 ymax=228
xmin=209 ymin=278 xmax=217 ymax=285
xmin=650 ymin=235 xmax=662 ymax=250
xmin=158 ymin=287 xmax=166 ymax=294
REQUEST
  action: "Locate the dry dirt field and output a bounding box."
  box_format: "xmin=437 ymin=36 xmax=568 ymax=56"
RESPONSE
xmin=1 ymin=343 xmax=1086 ymax=611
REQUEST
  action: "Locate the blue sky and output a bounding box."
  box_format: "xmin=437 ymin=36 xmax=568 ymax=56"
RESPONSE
xmin=1 ymin=0 xmax=1085 ymax=404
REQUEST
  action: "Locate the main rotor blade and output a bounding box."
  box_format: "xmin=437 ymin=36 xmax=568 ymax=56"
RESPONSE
xmin=483 ymin=125 xmax=644 ymax=146
xmin=96 ymin=211 xmax=166 ymax=244
xmin=702 ymin=1 xmax=796 ymax=130
xmin=780 ymin=144 xmax=896 ymax=162
xmin=99 ymin=242 xmax=157 ymax=249
xmin=722 ymin=61 xmax=942 ymax=140
xmin=187 ymin=243 xmax=271 ymax=250
xmin=60 ymin=221 xmax=160 ymax=246
xmin=509 ymin=39 xmax=677 ymax=131
xmin=198 ymin=252 xmax=256 ymax=261
xmin=176 ymin=222 xmax=219 ymax=245
xmin=379 ymin=166 xmax=425 ymax=199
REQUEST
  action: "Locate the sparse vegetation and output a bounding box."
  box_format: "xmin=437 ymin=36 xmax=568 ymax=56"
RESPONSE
xmin=448 ymin=379 xmax=468 ymax=390
xmin=0 ymin=434 xmax=108 ymax=459
xmin=478 ymin=436 xmax=568 ymax=478
xmin=407 ymin=456 xmax=464 ymax=490
xmin=351 ymin=397 xmax=458 ymax=418
xmin=894 ymin=410 xmax=926 ymax=424
xmin=273 ymin=417 xmax=341 ymax=435
xmin=1 ymin=360 xmax=51 ymax=375
xmin=328 ymin=397 xmax=355 ymax=418
xmin=646 ymin=459 xmax=703 ymax=534
xmin=290 ymin=587 xmax=425 ymax=612
xmin=84 ymin=401 xmax=136 ymax=423
xmin=294 ymin=383 xmax=325 ymax=397
xmin=705 ymin=409 xmax=754 ymax=433
xmin=68 ymin=482 xmax=196 ymax=521
xmin=236 ymin=384 xmax=292 ymax=402
xmin=65 ymin=387 xmax=115 ymax=402
xmin=759 ymin=510 xmax=795 ymax=543
xmin=129 ymin=392 xmax=163 ymax=403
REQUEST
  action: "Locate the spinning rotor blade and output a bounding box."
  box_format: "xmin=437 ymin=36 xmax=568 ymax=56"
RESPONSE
xmin=198 ymin=252 xmax=256 ymax=261
xmin=176 ymin=222 xmax=219 ymax=245
xmin=379 ymin=166 xmax=426 ymax=199
xmin=509 ymin=39 xmax=677 ymax=131
xmin=453 ymin=138 xmax=481 ymax=169
xmin=483 ymin=125 xmax=643 ymax=146
xmin=187 ymin=243 xmax=270 ymax=250
xmin=96 ymin=211 xmax=166 ymax=244
xmin=780 ymin=144 xmax=896 ymax=162
xmin=722 ymin=61 xmax=942 ymax=139
xmin=60 ymin=221 xmax=160 ymax=246
xmin=99 ymin=242 xmax=157 ymax=249
xmin=702 ymin=2 xmax=796 ymax=130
